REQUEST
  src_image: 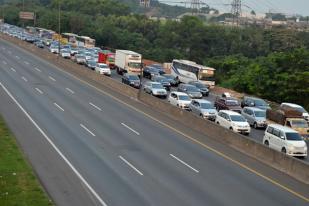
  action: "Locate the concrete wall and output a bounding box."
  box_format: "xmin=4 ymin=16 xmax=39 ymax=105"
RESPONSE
xmin=2 ymin=34 xmax=308 ymax=184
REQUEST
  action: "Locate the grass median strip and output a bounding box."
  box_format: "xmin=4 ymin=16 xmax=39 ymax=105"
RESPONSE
xmin=0 ymin=116 xmax=53 ymax=206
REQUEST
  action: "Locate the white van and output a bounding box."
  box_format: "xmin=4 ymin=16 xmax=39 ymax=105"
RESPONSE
xmin=263 ymin=124 xmax=307 ymax=158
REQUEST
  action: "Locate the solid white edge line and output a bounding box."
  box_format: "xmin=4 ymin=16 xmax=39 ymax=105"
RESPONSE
xmin=10 ymin=68 xmax=16 ymax=72
xmin=89 ymin=102 xmax=102 ymax=111
xmin=80 ymin=124 xmax=96 ymax=137
xmin=0 ymin=82 xmax=107 ymax=206
xmin=170 ymin=154 xmax=199 ymax=173
xmin=34 ymin=67 xmax=41 ymax=72
xmin=21 ymin=76 xmax=28 ymax=82
xmin=53 ymin=102 xmax=64 ymax=112
xmin=119 ymin=156 xmax=143 ymax=176
xmin=66 ymin=87 xmax=75 ymax=94
xmin=35 ymin=88 xmax=43 ymax=94
xmin=121 ymin=123 xmax=140 ymax=135
xmin=48 ymin=76 xmax=56 ymax=81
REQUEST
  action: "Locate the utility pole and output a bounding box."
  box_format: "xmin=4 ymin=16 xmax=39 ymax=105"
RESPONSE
xmin=58 ymin=0 xmax=61 ymax=58
xmin=190 ymin=0 xmax=201 ymax=16
xmin=22 ymin=0 xmax=25 ymax=28
xmin=231 ymin=0 xmax=242 ymax=26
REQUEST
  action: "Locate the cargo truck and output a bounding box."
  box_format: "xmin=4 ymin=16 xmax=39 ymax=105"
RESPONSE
xmin=98 ymin=50 xmax=115 ymax=69
xmin=115 ymin=50 xmax=142 ymax=75
xmin=267 ymin=109 xmax=309 ymax=141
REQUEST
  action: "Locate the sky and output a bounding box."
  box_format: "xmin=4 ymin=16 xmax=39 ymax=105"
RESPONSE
xmin=159 ymin=0 xmax=309 ymax=16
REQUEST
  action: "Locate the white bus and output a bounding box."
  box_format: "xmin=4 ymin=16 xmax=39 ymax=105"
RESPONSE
xmin=170 ymin=59 xmax=215 ymax=87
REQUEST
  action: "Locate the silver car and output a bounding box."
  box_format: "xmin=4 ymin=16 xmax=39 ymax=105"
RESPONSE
xmin=241 ymin=107 xmax=267 ymax=129
xmin=143 ymin=82 xmax=167 ymax=98
xmin=189 ymin=99 xmax=217 ymax=120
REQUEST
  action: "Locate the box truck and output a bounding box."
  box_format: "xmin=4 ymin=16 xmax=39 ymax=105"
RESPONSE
xmin=115 ymin=50 xmax=142 ymax=75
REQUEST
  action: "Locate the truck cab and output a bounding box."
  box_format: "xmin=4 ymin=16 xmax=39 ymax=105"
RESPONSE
xmin=285 ymin=118 xmax=309 ymax=141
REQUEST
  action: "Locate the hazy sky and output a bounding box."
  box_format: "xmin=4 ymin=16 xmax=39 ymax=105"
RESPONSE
xmin=159 ymin=0 xmax=309 ymax=16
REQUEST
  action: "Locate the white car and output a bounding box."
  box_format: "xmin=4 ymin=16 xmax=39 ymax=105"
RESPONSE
xmin=95 ymin=63 xmax=111 ymax=76
xmin=143 ymin=82 xmax=167 ymax=98
xmin=60 ymin=49 xmax=71 ymax=58
xmin=49 ymin=46 xmax=59 ymax=54
xmin=263 ymin=124 xmax=307 ymax=157
xmin=216 ymin=110 xmax=251 ymax=135
xmin=168 ymin=92 xmax=191 ymax=110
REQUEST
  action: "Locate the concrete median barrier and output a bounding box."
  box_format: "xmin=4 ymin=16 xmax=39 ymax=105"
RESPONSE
xmin=1 ymin=34 xmax=308 ymax=184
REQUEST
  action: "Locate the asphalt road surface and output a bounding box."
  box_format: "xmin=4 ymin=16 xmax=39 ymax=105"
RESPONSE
xmin=0 ymin=38 xmax=308 ymax=206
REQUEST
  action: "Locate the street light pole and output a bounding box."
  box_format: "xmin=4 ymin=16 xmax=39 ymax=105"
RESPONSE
xmin=138 ymin=1 xmax=147 ymax=97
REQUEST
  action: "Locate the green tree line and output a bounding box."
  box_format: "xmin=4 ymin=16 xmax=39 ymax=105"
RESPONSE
xmin=1 ymin=0 xmax=308 ymax=109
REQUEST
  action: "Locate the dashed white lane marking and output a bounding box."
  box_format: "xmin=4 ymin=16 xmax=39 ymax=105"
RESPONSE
xmin=170 ymin=154 xmax=199 ymax=173
xmin=21 ymin=76 xmax=28 ymax=82
xmin=2 ymin=60 xmax=7 ymax=65
xmin=24 ymin=61 xmax=29 ymax=65
xmin=35 ymin=88 xmax=43 ymax=94
xmin=0 ymin=82 xmax=108 ymax=206
xmin=65 ymin=87 xmax=75 ymax=94
xmin=89 ymin=102 xmax=102 ymax=111
xmin=119 ymin=156 xmax=144 ymax=176
xmin=121 ymin=123 xmax=140 ymax=135
xmin=53 ymin=102 xmax=64 ymax=112
xmin=80 ymin=124 xmax=96 ymax=137
xmin=10 ymin=68 xmax=16 ymax=72
xmin=34 ymin=67 xmax=41 ymax=72
xmin=48 ymin=76 xmax=56 ymax=81
xmin=15 ymin=56 xmax=20 ymax=59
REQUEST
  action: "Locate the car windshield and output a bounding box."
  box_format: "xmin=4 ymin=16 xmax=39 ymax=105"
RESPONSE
xmin=291 ymin=120 xmax=308 ymax=128
xmin=230 ymin=115 xmax=246 ymax=122
xmin=128 ymin=75 xmax=139 ymax=80
xmin=76 ymin=55 xmax=84 ymax=58
xmin=286 ymin=132 xmax=303 ymax=141
xmin=178 ymin=95 xmax=190 ymax=100
xmin=61 ymin=49 xmax=69 ymax=53
xmin=186 ymin=86 xmax=199 ymax=92
xmin=254 ymin=111 xmax=266 ymax=117
xmin=129 ymin=62 xmax=141 ymax=69
xmin=99 ymin=64 xmax=108 ymax=68
xmin=163 ymin=75 xmax=173 ymax=80
xmin=226 ymin=100 xmax=239 ymax=106
xmin=152 ymin=84 xmax=164 ymax=89
xmin=200 ymin=103 xmax=214 ymax=109
xmin=254 ymin=99 xmax=268 ymax=106
xmin=194 ymin=83 xmax=206 ymax=88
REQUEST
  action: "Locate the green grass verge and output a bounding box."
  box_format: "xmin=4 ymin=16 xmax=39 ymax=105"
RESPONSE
xmin=0 ymin=116 xmax=53 ymax=206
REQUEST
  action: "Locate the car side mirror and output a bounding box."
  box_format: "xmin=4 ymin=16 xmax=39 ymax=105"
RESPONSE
xmin=250 ymin=102 xmax=255 ymax=106
xmin=280 ymin=136 xmax=285 ymax=140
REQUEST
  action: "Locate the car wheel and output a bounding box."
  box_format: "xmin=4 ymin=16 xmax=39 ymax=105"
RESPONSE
xmin=264 ymin=140 xmax=269 ymax=146
xmin=253 ymin=122 xmax=258 ymax=129
xmin=229 ymin=127 xmax=233 ymax=130
xmin=216 ymin=121 xmax=219 ymax=125
xmin=281 ymin=148 xmax=286 ymax=154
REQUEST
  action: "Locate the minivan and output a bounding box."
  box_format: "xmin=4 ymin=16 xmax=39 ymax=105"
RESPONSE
xmin=263 ymin=124 xmax=307 ymax=157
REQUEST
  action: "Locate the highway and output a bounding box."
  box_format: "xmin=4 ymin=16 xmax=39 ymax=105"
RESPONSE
xmin=0 ymin=38 xmax=308 ymax=206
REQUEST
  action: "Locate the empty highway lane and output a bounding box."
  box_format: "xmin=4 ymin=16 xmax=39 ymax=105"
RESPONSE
xmin=0 ymin=38 xmax=308 ymax=206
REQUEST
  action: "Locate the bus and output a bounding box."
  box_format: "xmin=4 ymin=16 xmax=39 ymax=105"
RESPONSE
xmin=76 ymin=36 xmax=95 ymax=48
xmin=170 ymin=59 xmax=215 ymax=87
xmin=62 ymin=33 xmax=78 ymax=46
